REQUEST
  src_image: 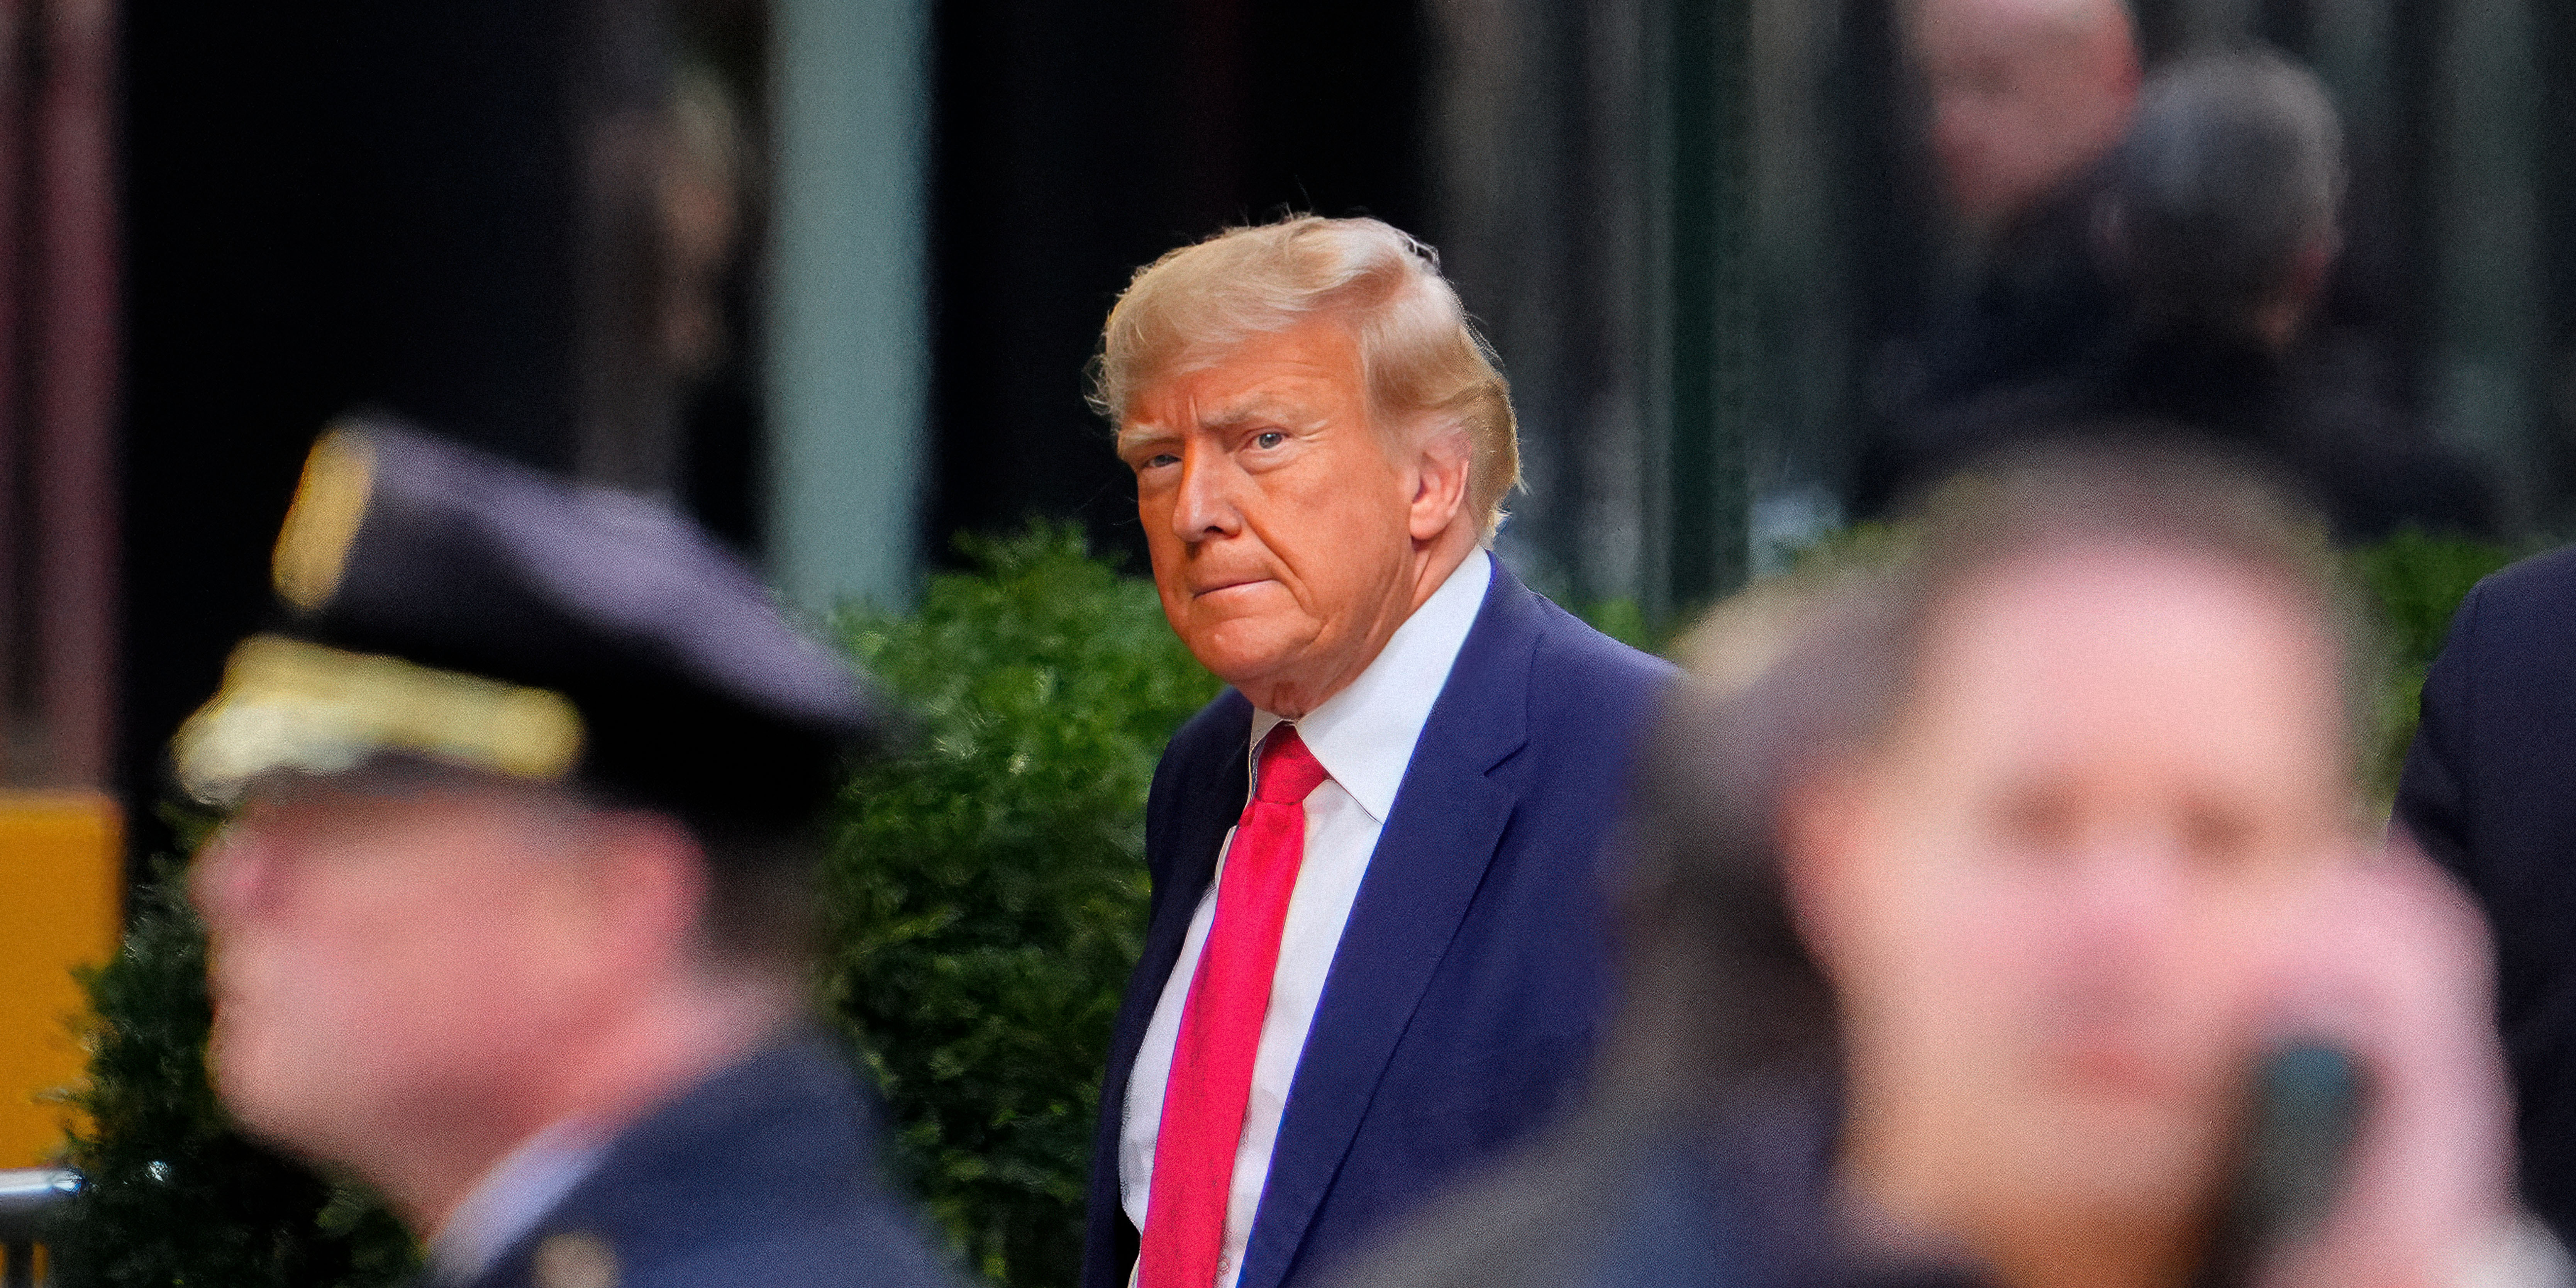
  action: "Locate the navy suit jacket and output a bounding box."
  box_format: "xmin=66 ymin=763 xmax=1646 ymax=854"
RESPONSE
xmin=456 ymin=1030 xmax=954 ymax=1288
xmin=2396 ymin=544 xmax=2576 ymax=1248
xmin=1081 ymin=561 xmax=1678 ymax=1288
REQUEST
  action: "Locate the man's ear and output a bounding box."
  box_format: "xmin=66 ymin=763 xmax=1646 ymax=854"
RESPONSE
xmin=1777 ymin=766 xmax=1870 ymax=981
xmin=583 ymin=812 xmax=710 ymax=975
xmin=1406 ymin=419 xmax=1474 ymax=543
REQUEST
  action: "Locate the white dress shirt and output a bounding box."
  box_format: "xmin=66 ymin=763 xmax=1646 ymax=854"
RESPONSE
xmin=1120 ymin=547 xmax=1491 ymax=1288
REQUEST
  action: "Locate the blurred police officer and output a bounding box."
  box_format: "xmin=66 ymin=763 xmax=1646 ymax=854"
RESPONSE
xmin=174 ymin=419 xmax=952 ymax=1288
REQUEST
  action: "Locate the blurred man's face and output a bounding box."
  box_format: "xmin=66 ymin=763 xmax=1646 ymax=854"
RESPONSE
xmin=1798 ymin=546 xmax=2351 ymax=1227
xmin=192 ymin=774 xmax=620 ymax=1172
xmin=1912 ymin=0 xmax=2138 ymax=232
xmin=1118 ymin=318 xmax=1426 ymax=716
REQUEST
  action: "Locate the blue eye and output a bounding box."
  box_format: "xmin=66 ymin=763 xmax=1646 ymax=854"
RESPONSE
xmin=1254 ymin=432 xmax=1286 ymax=449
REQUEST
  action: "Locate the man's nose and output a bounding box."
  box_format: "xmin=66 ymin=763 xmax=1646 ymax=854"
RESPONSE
xmin=190 ymin=826 xmax=275 ymax=929
xmin=1170 ymin=447 xmax=1243 ymax=543
xmin=2070 ymin=836 xmax=2190 ymax=949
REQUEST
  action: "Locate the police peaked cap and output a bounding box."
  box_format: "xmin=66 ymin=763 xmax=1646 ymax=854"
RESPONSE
xmin=176 ymin=417 xmax=896 ymax=841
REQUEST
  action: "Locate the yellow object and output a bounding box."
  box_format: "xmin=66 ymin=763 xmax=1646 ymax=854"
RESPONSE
xmin=0 ymin=792 xmax=121 ymax=1167
xmin=172 ymin=634 xmax=586 ymax=805
xmin=272 ymin=425 xmax=377 ymax=612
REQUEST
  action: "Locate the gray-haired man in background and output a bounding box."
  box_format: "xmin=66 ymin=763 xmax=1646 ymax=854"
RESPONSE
xmin=1888 ymin=50 xmax=2495 ymax=539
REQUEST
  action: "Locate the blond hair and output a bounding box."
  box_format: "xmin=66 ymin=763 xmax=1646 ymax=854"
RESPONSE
xmin=1089 ymin=215 xmax=1521 ymax=542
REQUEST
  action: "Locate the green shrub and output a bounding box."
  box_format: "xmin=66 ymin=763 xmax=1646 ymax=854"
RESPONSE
xmin=821 ymin=525 xmax=1219 ymax=1286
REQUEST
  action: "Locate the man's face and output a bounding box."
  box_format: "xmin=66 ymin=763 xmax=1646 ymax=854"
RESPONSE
xmin=1798 ymin=546 xmax=2351 ymax=1224
xmin=1117 ymin=318 xmax=1429 ymax=715
xmin=1912 ymin=0 xmax=2135 ymax=231
xmin=191 ymin=774 xmax=621 ymax=1169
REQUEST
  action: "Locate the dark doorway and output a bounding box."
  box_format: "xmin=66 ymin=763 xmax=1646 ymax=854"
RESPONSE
xmin=925 ymin=0 xmax=1431 ymax=571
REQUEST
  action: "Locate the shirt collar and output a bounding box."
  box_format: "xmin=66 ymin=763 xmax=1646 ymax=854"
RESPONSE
xmin=429 ymin=1118 xmax=608 ymax=1284
xmin=1249 ymin=547 xmax=1491 ymax=822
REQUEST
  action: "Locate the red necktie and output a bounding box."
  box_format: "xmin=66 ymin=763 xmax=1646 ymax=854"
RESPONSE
xmin=1137 ymin=725 xmax=1329 ymax=1288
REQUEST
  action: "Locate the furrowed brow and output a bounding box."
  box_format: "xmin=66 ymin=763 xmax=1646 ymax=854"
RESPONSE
xmin=1202 ymin=396 xmax=1313 ymax=433
xmin=1116 ymin=422 xmax=1179 ymax=458
xmin=1119 ymin=394 xmax=1314 ymax=455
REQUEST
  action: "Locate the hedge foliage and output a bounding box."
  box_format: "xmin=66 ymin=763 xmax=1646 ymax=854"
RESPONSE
xmin=820 ymin=526 xmax=1218 ymax=1285
xmin=39 ymin=523 xmax=2516 ymax=1288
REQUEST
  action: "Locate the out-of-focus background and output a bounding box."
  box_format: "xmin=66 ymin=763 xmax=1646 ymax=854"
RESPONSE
xmin=0 ymin=0 xmax=2564 ymax=1280
xmin=10 ymin=0 xmax=2574 ymax=859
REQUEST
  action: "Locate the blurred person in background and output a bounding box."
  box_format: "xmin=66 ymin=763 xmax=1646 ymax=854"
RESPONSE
xmin=1082 ymin=215 xmax=1675 ymax=1288
xmin=2397 ymin=542 xmax=2576 ymax=1250
xmin=177 ymin=420 xmax=952 ymax=1288
xmin=1860 ymin=0 xmax=2140 ymax=466
xmin=1335 ymin=441 xmax=2549 ymax=1288
xmin=1310 ymin=566 xmax=1859 ymax=1288
xmin=1882 ymin=53 xmax=2496 ymax=541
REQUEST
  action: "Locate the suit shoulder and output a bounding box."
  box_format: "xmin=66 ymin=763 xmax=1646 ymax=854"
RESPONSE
xmin=520 ymin=1039 xmax=958 ymax=1288
xmin=2469 ymin=543 xmax=2576 ymax=627
xmin=2419 ymin=543 xmax=2576 ymax=691
xmin=1521 ymin=592 xmax=1679 ymax=707
xmin=635 ymin=1205 xmax=959 ymax=1288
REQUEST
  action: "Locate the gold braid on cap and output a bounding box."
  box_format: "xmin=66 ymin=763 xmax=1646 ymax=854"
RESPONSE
xmin=272 ymin=426 xmax=377 ymax=612
xmin=172 ymin=635 xmax=586 ymax=805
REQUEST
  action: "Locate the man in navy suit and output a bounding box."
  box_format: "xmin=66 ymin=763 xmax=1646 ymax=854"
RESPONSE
xmin=177 ymin=420 xmax=952 ymax=1288
xmin=1081 ymin=215 xmax=1676 ymax=1288
xmin=2398 ymin=545 xmax=2576 ymax=1249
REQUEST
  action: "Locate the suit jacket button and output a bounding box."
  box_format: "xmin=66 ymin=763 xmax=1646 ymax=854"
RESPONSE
xmin=533 ymin=1231 xmax=619 ymax=1288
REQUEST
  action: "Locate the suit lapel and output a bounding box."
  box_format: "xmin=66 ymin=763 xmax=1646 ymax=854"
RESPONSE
xmin=1096 ymin=692 xmax=1254 ymax=1239
xmin=1236 ymin=568 xmax=1541 ymax=1288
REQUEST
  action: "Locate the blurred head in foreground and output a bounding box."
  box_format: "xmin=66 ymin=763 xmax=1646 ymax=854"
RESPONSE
xmin=175 ymin=419 xmax=892 ymax=1237
xmin=2097 ymin=51 xmax=2346 ymax=350
xmin=1905 ymin=0 xmax=2140 ymax=235
xmin=1325 ymin=444 xmax=2517 ymax=1288
xmin=1643 ymin=444 xmax=2507 ymax=1286
xmin=1781 ymin=446 xmax=2365 ymax=1279
xmin=1762 ymin=443 xmax=2504 ymax=1288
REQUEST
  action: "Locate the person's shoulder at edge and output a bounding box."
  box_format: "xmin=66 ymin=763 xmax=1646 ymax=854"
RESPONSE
xmin=2395 ymin=539 xmax=2576 ymax=889
xmin=642 ymin=1200 xmax=956 ymax=1288
xmin=2466 ymin=541 xmax=2576 ymax=619
xmin=638 ymin=1199 xmax=956 ymax=1288
xmin=2407 ymin=540 xmax=2576 ymax=741
xmin=1510 ymin=570 xmax=1681 ymax=688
